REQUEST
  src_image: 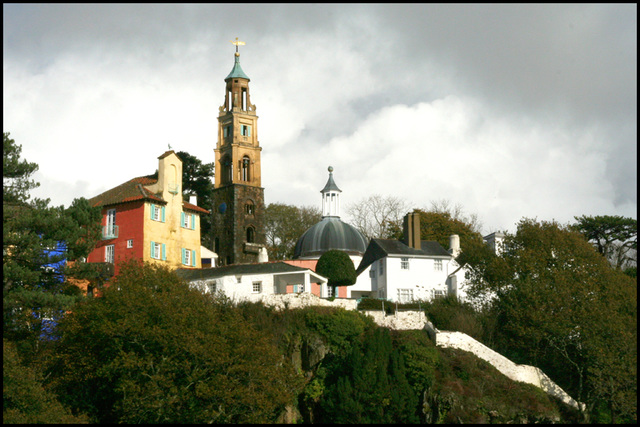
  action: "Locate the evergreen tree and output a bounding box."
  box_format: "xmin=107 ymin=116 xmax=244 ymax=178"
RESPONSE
xmin=3 ymin=132 xmax=101 ymax=348
xmin=176 ymin=151 xmax=215 ymax=249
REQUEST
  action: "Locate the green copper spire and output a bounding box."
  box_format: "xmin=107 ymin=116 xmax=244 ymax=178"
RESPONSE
xmin=226 ymin=38 xmax=250 ymax=80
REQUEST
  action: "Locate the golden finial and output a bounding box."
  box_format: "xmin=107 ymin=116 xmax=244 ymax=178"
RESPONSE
xmin=231 ymin=37 xmax=245 ymax=55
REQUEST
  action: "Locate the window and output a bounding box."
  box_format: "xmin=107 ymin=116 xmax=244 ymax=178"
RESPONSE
xmin=241 ymin=156 xmax=251 ymax=181
xmin=294 ymin=284 xmax=304 ymax=293
xmin=245 ymin=201 xmax=255 ymax=215
xmin=434 ymin=259 xmax=443 ymax=271
xmin=401 ymin=257 xmax=410 ymax=270
xmin=127 ymin=239 xmax=133 ymax=248
xmin=241 ymin=125 xmax=251 ymax=137
xmin=208 ymin=280 xmax=217 ymax=293
xmin=182 ymin=248 xmax=196 ymax=266
xmin=105 ymin=209 xmax=116 ymax=238
xmin=252 ymin=282 xmax=262 ymax=293
xmin=150 ymin=241 xmax=166 ymax=260
xmin=327 ymin=286 xmax=334 ymax=298
xmin=433 ymin=289 xmax=446 ymax=299
xmin=369 ymin=268 xmax=376 ymax=278
xmin=246 ymin=226 xmax=255 ymax=243
xmin=223 ymin=125 xmax=231 ymax=138
xmin=379 ymin=259 xmax=384 ymax=274
xmin=150 ymin=204 xmax=165 ymax=222
xmin=105 ymin=245 xmax=114 ymax=263
xmin=397 ymin=288 xmax=414 ymax=303
xmin=181 ymin=212 xmax=195 ymax=229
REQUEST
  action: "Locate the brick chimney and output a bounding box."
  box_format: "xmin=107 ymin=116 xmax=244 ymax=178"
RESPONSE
xmin=403 ymin=211 xmax=421 ymax=250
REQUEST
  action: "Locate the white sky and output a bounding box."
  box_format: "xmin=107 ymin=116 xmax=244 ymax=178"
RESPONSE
xmin=3 ymin=4 xmax=637 ymax=235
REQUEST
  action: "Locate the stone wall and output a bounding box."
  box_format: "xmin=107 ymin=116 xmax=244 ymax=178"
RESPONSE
xmin=241 ymin=292 xmax=358 ymax=311
xmin=242 ymin=297 xmax=584 ymax=413
xmin=436 ymin=331 xmax=584 ymax=411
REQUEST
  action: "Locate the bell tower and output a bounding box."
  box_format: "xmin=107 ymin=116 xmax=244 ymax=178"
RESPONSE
xmin=211 ymin=38 xmax=266 ymax=265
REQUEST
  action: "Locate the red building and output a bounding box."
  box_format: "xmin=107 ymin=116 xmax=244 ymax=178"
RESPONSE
xmin=87 ymin=151 xmax=209 ymax=276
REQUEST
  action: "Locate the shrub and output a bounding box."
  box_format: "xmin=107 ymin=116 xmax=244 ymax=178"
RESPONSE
xmin=316 ymin=250 xmax=356 ymax=289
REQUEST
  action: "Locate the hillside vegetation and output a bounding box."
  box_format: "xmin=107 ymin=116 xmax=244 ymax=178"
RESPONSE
xmin=5 ymin=260 xmax=585 ymax=424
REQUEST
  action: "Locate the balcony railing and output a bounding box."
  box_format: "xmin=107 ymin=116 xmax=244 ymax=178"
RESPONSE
xmin=102 ymin=225 xmax=119 ymax=240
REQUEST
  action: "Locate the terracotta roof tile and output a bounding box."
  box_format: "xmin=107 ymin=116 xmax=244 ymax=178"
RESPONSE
xmin=183 ymin=201 xmax=210 ymax=214
xmin=89 ymin=176 xmax=165 ymax=208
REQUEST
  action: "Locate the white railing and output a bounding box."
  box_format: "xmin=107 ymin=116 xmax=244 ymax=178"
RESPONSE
xmin=102 ymin=225 xmax=119 ymax=239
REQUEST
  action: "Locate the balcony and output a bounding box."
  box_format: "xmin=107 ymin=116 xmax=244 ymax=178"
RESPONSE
xmin=102 ymin=225 xmax=119 ymax=240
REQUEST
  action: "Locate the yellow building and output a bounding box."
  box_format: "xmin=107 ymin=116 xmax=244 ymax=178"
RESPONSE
xmin=87 ymin=151 xmax=210 ymax=275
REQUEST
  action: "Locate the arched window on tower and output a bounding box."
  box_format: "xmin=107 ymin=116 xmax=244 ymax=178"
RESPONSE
xmin=246 ymin=226 xmax=255 ymax=243
xmin=245 ymin=199 xmax=255 ymax=216
xmin=242 ymin=156 xmax=251 ymax=182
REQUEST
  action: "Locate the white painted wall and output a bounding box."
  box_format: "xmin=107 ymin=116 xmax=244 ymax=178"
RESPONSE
xmin=373 ymin=255 xmax=452 ymax=302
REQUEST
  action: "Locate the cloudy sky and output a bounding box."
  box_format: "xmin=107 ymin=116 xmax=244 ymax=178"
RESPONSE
xmin=3 ymin=4 xmax=637 ymax=234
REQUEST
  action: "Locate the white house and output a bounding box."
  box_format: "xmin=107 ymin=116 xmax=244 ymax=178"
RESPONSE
xmin=175 ymin=261 xmax=328 ymax=302
xmin=355 ymin=212 xmax=469 ymax=303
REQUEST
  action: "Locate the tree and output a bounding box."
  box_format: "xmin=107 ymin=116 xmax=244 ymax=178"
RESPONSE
xmin=413 ymin=208 xmax=485 ymax=255
xmin=3 ymin=133 xmax=102 ymax=347
xmin=3 ymin=132 xmax=39 ymax=205
xmin=464 ymin=218 xmax=636 ymax=421
xmin=264 ymin=203 xmax=321 ymax=260
xmin=48 ymin=259 xmax=301 ymax=423
xmin=3 ymin=339 xmax=87 ymax=423
xmin=571 ymin=215 xmax=637 ymax=270
xmin=176 ymin=151 xmax=215 ymax=249
xmin=428 ymin=198 xmax=483 ymax=234
xmin=315 ymin=250 xmax=357 ymax=294
xmin=319 ymin=328 xmax=419 ymax=423
xmin=346 ymin=194 xmax=410 ymax=240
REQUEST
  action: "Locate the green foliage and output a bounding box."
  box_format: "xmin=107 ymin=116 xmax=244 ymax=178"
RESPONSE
xmin=49 ymin=259 xmax=300 ymax=424
xmin=413 ymin=208 xmax=485 ymax=253
xmin=428 ymin=347 xmax=573 ymax=424
xmin=265 ymin=203 xmax=321 ymax=260
xmin=319 ymin=328 xmax=420 ymax=423
xmin=3 ymin=133 xmax=102 ymax=349
xmin=465 ymin=218 xmax=637 ymax=422
xmin=3 ymin=132 xmax=39 ymax=205
xmin=572 ymin=214 xmax=637 ymax=270
xmin=315 ymin=249 xmax=357 ymax=289
xmin=304 ymin=307 xmax=372 ymax=356
xmin=176 ymin=151 xmax=215 ymax=249
xmin=425 ymin=295 xmax=484 ymax=339
xmin=3 ymin=339 xmax=87 ymax=424
xmin=392 ymin=330 xmax=438 ymax=395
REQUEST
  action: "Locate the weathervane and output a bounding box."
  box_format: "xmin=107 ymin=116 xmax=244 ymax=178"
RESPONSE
xmin=231 ymin=37 xmax=245 ymax=55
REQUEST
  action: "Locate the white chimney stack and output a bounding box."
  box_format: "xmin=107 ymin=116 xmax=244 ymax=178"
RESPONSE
xmin=189 ymin=195 xmax=198 ymax=206
xmin=449 ymin=234 xmax=461 ymax=258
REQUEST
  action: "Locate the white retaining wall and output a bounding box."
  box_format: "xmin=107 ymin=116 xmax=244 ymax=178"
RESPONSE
xmin=243 ymin=292 xmax=358 ymax=311
xmin=436 ymin=331 xmax=584 ymax=411
xmin=240 ymin=297 xmax=584 ymax=412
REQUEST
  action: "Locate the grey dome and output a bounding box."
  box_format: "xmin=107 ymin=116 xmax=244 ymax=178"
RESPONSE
xmin=294 ymin=217 xmax=368 ymax=259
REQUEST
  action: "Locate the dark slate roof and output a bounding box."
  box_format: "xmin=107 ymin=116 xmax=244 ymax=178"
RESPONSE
xmin=89 ymin=175 xmax=210 ymax=214
xmin=175 ymin=261 xmax=311 ymax=281
xmin=356 ymin=238 xmax=451 ymax=275
xmin=321 ymin=171 xmax=341 ymax=193
xmin=293 ymin=217 xmax=368 ymax=259
xmin=89 ymin=176 xmax=164 ymax=208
